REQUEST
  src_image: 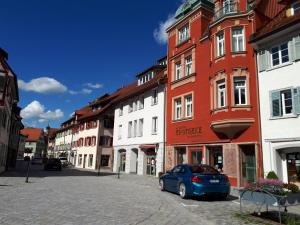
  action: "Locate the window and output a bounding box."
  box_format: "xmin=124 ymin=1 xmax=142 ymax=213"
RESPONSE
xmin=185 ymin=95 xmax=193 ymax=117
xmin=78 ymin=154 xmax=82 ymax=165
xmin=119 ymin=104 xmax=123 ymax=116
xmin=217 ymin=80 xmax=226 ymax=108
xmin=88 ymin=154 xmax=93 ymax=167
xmin=223 ymin=0 xmax=236 ymax=14
xmin=133 ymin=120 xmax=137 ymax=137
xmin=232 ymin=27 xmax=244 ymax=52
xmin=178 ymin=25 xmax=190 ymax=44
xmin=138 ymin=96 xmax=144 ymax=109
xmin=152 ymin=89 xmax=158 ymax=105
xmin=174 ymin=98 xmax=182 ymax=120
xmin=216 ymin=32 xmax=225 ymax=57
xmin=138 ymin=119 xmax=143 ymax=137
xmin=271 ymin=42 xmax=289 ymax=67
xmin=234 ymin=77 xmax=247 ymax=105
xmin=102 ymin=136 xmax=111 ymax=146
xmin=175 ymin=62 xmax=182 ymax=80
xmin=185 ymin=56 xmax=192 ymax=76
xmin=292 ymin=2 xmax=300 ymax=15
xmin=152 ymin=117 xmax=158 ymax=135
xmin=118 ymin=125 xmax=122 ymax=139
xmin=128 ymin=102 xmax=133 ymax=113
xmin=271 ymin=89 xmax=294 ymax=117
xmin=128 ymin=121 xmax=132 ymax=138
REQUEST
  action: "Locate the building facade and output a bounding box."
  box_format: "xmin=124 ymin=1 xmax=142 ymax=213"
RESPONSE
xmin=113 ymin=61 xmax=167 ymax=177
xmin=21 ymin=128 xmax=46 ymax=158
xmin=251 ymin=1 xmax=300 ymax=185
xmin=165 ymin=0 xmax=265 ymax=187
xmin=0 ymin=48 xmax=21 ymax=173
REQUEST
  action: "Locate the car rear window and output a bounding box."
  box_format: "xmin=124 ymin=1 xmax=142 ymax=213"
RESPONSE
xmin=189 ymin=165 xmax=219 ymax=174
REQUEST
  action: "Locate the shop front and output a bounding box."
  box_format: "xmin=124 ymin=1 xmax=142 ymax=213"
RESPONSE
xmin=140 ymin=145 xmax=157 ymax=176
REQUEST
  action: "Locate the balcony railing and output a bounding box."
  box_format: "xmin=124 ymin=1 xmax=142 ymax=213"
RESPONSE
xmin=213 ymin=1 xmax=239 ymax=21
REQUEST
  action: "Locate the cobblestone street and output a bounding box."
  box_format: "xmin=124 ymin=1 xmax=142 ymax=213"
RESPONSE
xmin=0 ymin=161 xmax=297 ymax=225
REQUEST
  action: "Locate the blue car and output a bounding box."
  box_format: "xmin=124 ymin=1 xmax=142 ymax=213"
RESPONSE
xmin=159 ymin=164 xmax=230 ymax=199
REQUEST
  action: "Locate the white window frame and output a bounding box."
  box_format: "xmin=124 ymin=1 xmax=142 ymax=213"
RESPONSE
xmin=138 ymin=96 xmax=144 ymax=110
xmin=281 ymin=89 xmax=293 ymax=116
xmin=271 ymin=42 xmax=289 ymax=67
xmin=118 ymin=125 xmax=122 ymax=140
xmin=128 ymin=121 xmax=132 ymax=138
xmin=217 ymin=80 xmax=226 ymax=108
xmin=178 ymin=25 xmax=190 ymax=44
xmin=175 ymin=62 xmax=182 ymax=80
xmin=138 ymin=119 xmax=143 ymax=137
xmin=234 ymin=77 xmax=247 ymax=106
xmin=152 ymin=117 xmax=158 ymax=135
xmin=133 ymin=120 xmax=137 ymax=137
xmin=216 ymin=32 xmax=225 ymax=57
xmin=185 ymin=95 xmax=193 ymax=118
xmin=232 ymin=27 xmax=245 ymax=52
xmin=174 ymin=98 xmax=182 ymax=120
xmin=152 ymin=88 xmax=158 ymax=105
xmin=185 ymin=56 xmax=192 ymax=76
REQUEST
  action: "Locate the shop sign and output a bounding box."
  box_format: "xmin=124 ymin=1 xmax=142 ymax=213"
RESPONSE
xmin=176 ymin=126 xmax=202 ymax=137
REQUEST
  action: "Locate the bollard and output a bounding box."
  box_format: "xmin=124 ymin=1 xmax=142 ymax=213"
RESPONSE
xmin=117 ymin=166 xmax=120 ymax=179
xmin=25 ymin=160 xmax=30 ymax=183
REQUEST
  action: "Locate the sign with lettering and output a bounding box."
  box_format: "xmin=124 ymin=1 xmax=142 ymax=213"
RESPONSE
xmin=176 ymin=126 xmax=202 ymax=137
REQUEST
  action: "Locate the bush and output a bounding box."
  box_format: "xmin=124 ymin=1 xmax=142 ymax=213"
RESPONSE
xmin=266 ymin=171 xmax=279 ymax=180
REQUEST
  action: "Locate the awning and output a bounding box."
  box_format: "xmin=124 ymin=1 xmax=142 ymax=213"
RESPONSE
xmin=139 ymin=144 xmax=156 ymax=149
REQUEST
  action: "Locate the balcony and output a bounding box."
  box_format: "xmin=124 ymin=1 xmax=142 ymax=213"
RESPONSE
xmin=213 ymin=1 xmax=239 ymax=21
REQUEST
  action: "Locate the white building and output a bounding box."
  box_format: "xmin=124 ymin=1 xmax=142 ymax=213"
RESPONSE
xmin=113 ymin=61 xmax=167 ymax=177
xmin=252 ymin=3 xmax=300 ymax=185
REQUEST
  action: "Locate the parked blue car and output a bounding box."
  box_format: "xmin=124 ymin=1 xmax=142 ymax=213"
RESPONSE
xmin=159 ymin=164 xmax=230 ymax=199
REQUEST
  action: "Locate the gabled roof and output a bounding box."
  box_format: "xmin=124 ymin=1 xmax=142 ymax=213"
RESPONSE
xmin=21 ymin=128 xmax=44 ymax=142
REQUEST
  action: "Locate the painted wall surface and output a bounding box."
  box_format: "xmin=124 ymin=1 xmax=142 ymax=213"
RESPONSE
xmin=113 ymin=84 xmax=165 ymax=176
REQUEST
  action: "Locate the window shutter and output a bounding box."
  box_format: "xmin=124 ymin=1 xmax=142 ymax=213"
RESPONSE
xmin=258 ymin=50 xmax=267 ymax=72
xmin=293 ymin=87 xmax=300 ymax=115
xmin=270 ymin=91 xmax=282 ymax=117
xmin=294 ymin=35 xmax=300 ymax=61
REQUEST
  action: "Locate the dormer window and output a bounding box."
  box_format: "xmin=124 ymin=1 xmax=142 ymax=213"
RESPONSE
xmin=138 ymin=71 xmax=155 ymax=86
xmin=178 ymin=24 xmax=190 ymax=44
xmin=292 ymin=2 xmax=300 ymax=15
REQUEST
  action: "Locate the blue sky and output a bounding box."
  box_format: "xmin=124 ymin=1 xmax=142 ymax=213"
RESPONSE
xmin=0 ymin=0 xmax=182 ymax=128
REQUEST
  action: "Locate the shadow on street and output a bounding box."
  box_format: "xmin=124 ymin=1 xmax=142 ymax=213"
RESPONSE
xmin=1 ymin=160 xmax=116 ymax=178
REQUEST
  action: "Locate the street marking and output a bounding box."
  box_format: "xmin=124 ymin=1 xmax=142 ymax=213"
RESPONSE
xmin=181 ymin=203 xmax=199 ymax=207
xmin=232 ymin=201 xmax=240 ymax=205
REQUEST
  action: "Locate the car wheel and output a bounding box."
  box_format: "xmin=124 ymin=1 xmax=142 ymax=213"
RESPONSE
xmin=220 ymin=193 xmax=228 ymax=200
xmin=179 ymin=183 xmax=188 ymax=199
xmin=159 ymin=179 xmax=165 ymax=191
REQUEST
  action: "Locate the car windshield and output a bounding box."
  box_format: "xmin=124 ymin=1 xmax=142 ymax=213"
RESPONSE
xmin=189 ymin=165 xmax=219 ymax=174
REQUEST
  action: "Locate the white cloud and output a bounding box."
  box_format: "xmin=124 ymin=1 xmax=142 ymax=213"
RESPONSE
xmin=21 ymin=100 xmax=64 ymax=123
xmin=85 ymin=83 xmax=103 ymax=89
xmin=69 ymin=88 xmax=92 ymax=95
xmin=18 ymin=77 xmax=67 ymax=94
xmin=153 ymin=14 xmax=176 ymax=45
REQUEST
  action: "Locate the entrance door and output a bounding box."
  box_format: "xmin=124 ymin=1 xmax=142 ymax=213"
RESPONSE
xmin=175 ymin=147 xmax=187 ymax=164
xmin=208 ymin=146 xmax=223 ymax=172
xmin=287 ymin=152 xmax=300 ymax=185
xmin=83 ymin=154 xmax=87 ymax=168
xmin=146 ymin=155 xmax=156 ymax=176
xmin=240 ymin=145 xmax=256 ymax=186
xmin=120 ymin=153 xmax=126 ymax=172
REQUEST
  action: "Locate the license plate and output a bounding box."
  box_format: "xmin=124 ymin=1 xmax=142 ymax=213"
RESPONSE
xmin=210 ymin=179 xmax=219 ymax=183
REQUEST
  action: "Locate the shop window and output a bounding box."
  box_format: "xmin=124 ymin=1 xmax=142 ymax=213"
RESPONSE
xmin=88 ymin=154 xmax=93 ymax=167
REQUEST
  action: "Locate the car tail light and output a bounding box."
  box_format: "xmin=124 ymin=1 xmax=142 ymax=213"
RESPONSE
xmin=224 ymin=176 xmax=229 ymax=183
xmin=191 ymin=176 xmax=202 ymax=183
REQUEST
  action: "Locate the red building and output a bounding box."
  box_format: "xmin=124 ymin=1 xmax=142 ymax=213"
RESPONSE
xmin=165 ymin=0 xmax=276 ymax=187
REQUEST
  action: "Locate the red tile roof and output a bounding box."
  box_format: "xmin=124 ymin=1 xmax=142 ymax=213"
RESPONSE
xmin=21 ymin=128 xmax=44 ymax=142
